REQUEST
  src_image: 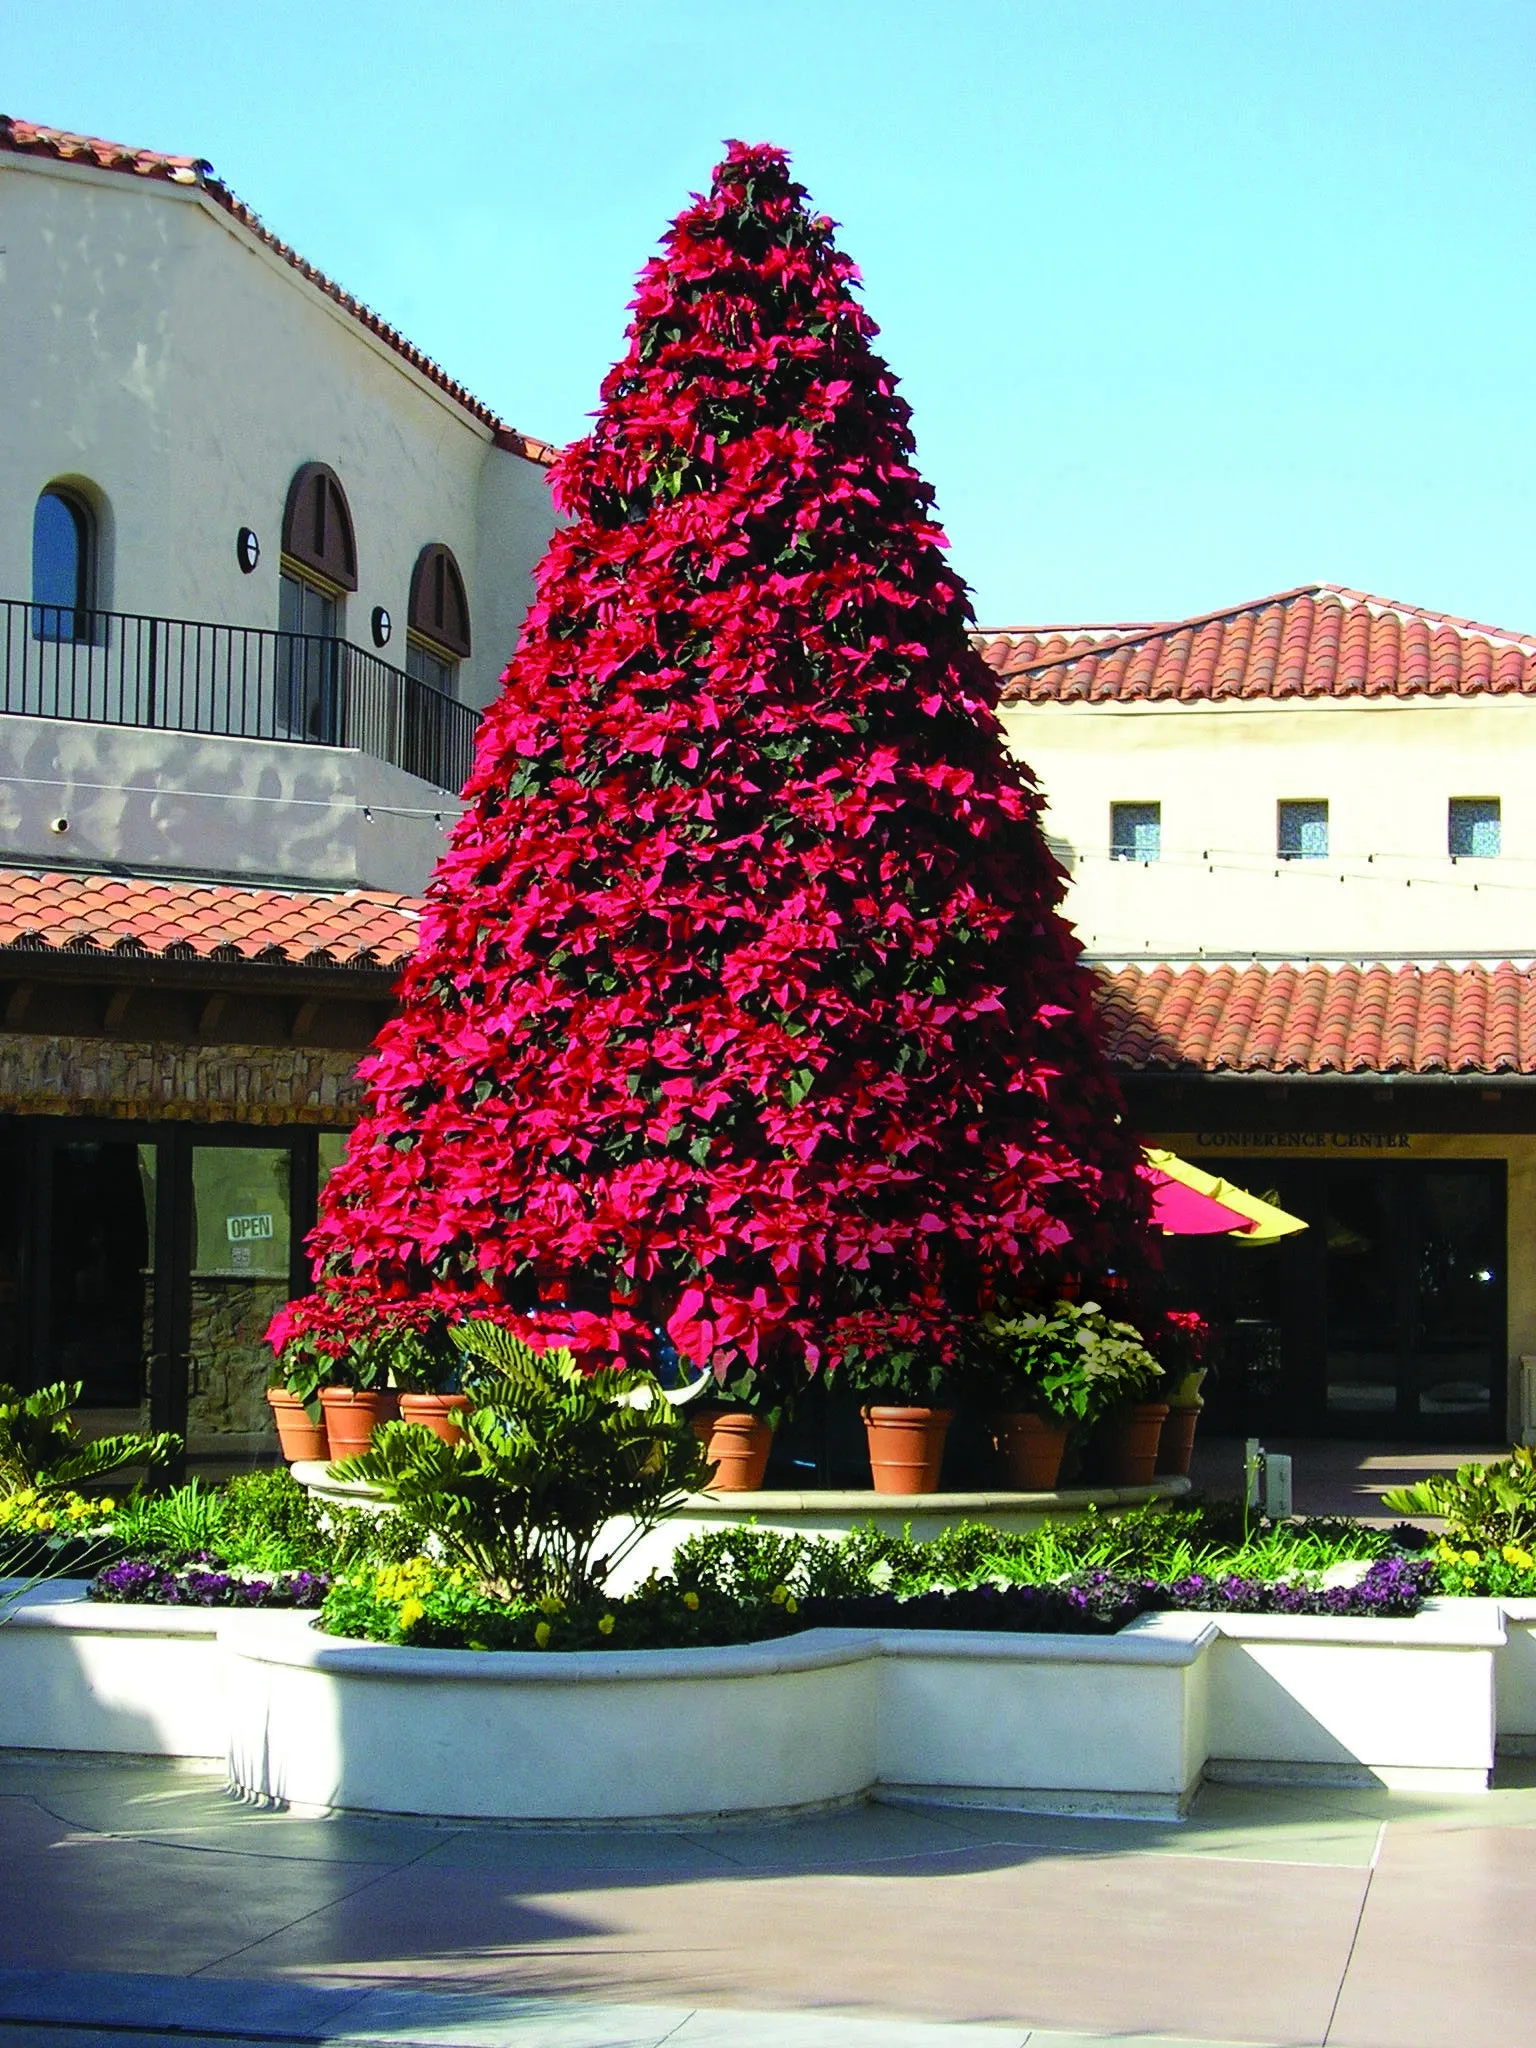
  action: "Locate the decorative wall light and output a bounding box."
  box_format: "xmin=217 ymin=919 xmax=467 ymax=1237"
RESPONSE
xmin=236 ymin=527 xmax=261 ymax=574
xmin=371 ymin=606 xmax=392 ymax=648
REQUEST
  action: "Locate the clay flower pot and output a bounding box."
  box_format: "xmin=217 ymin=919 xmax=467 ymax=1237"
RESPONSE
xmin=691 ymin=1407 xmax=774 ymax=1491
xmin=1156 ymin=1401 xmax=1203 ymax=1478
xmin=988 ymin=1412 xmax=1069 ymax=1491
xmin=1098 ymin=1401 xmax=1170 ymax=1488
xmin=266 ymin=1387 xmax=327 ymax=1463
xmin=398 ymin=1392 xmax=470 ymax=1445
xmin=319 ymin=1386 xmax=400 ymax=1461
xmin=861 ymin=1406 xmax=953 ymax=1495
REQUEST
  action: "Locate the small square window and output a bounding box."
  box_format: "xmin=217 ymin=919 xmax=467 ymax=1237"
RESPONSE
xmin=1278 ymin=799 xmax=1328 ymax=861
xmin=1449 ymin=797 xmax=1500 ymax=859
xmin=1110 ymin=802 xmax=1161 ymax=862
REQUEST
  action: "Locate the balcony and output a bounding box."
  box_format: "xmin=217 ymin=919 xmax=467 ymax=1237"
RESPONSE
xmin=2 ymin=599 xmax=482 ymax=793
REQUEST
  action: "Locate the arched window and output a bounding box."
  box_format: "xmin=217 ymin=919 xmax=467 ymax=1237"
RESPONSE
xmin=280 ymin=463 xmax=357 ymax=592
xmin=31 ymin=486 xmax=96 ymax=642
xmin=277 ymin=464 xmax=355 ymax=745
xmin=406 ymin=543 xmax=470 ymax=697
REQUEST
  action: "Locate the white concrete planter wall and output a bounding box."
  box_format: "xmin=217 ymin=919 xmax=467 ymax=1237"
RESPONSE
xmin=0 ymin=1582 xmax=228 ymax=1759
xmin=1 ymin=1582 xmax=1522 ymax=1821
xmin=1494 ymin=1597 xmax=1536 ymax=1751
xmin=1206 ymin=1604 xmax=1503 ymax=1793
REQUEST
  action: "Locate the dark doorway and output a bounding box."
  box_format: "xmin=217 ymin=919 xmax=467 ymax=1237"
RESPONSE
xmin=1168 ymin=1158 xmax=1506 ymax=1444
xmin=8 ymin=1119 xmax=334 ymax=1476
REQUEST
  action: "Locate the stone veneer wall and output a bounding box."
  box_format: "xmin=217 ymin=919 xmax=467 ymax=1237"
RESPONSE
xmin=0 ymin=1034 xmax=367 ymax=1124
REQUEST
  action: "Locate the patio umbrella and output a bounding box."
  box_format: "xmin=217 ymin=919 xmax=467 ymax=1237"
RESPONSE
xmin=1142 ymin=1148 xmax=1308 ymax=1245
xmin=1139 ymin=1160 xmax=1253 ymax=1235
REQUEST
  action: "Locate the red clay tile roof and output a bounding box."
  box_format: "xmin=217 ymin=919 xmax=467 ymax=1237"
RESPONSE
xmin=0 ymin=115 xmax=560 ymax=468
xmin=978 ymin=585 xmax=1536 ymax=705
xmin=0 ymin=871 xmax=420 ymax=970
xmin=1099 ymin=961 xmax=1536 ymax=1076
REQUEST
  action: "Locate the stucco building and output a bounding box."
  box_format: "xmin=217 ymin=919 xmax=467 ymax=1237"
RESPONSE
xmin=0 ymin=115 xmax=556 ymax=1464
xmin=980 ymin=584 xmax=1536 ymax=1449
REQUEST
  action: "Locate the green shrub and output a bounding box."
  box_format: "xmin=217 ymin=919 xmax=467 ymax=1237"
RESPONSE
xmin=321 ymin=1555 xmax=800 ymax=1652
xmin=329 ymin=1320 xmax=707 ymax=1602
xmin=0 ymin=1382 xmax=178 ymax=1499
xmin=960 ymin=1301 xmax=1163 ymax=1426
xmin=1380 ymin=1450 xmax=1536 ymax=1549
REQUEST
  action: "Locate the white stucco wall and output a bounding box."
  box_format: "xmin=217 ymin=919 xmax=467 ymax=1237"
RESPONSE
xmin=0 ymin=153 xmax=555 ymax=712
xmin=1000 ymin=693 xmax=1536 ymax=959
xmin=0 ymin=713 xmax=459 ymax=893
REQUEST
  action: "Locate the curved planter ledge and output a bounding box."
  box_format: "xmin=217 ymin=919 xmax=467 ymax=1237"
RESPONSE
xmin=0 ymin=1585 xmax=1514 ymax=1820
xmin=222 ymin=1609 xmax=1216 ymax=1823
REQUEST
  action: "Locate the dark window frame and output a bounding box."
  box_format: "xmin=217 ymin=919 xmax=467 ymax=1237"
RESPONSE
xmin=1449 ymin=797 xmax=1501 ymax=861
xmin=281 ymin=463 xmax=358 ymax=593
xmin=1278 ymin=798 xmax=1330 ymax=862
xmin=30 ymin=485 xmax=98 ymax=644
xmin=1110 ymin=801 xmax=1162 ymax=862
xmin=407 ymin=542 xmax=471 ymax=661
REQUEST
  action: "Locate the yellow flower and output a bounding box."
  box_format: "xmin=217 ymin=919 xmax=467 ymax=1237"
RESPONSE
xmin=597 ymin=1613 xmax=615 ymax=1636
xmin=397 ymin=1597 xmax=425 ymax=1629
xmin=534 ymin=1621 xmax=552 ymax=1648
xmin=769 ymin=1583 xmax=789 ymax=1605
xmin=784 ymin=1595 xmax=799 ymax=1615
xmin=537 ymin=1591 xmax=565 ymax=1616
xmin=1462 ymin=1549 xmax=1482 ymax=1565
xmin=682 ymin=1590 xmax=700 ymax=1611
xmin=1503 ymin=1544 xmax=1534 ymax=1569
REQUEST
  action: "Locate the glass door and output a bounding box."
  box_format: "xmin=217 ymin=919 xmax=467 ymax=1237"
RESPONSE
xmin=1322 ymin=1162 xmax=1504 ymax=1439
xmin=26 ymin=1131 xmax=167 ymax=1456
xmin=184 ymin=1141 xmax=295 ymax=1460
xmin=8 ymin=1121 xmax=336 ymax=1478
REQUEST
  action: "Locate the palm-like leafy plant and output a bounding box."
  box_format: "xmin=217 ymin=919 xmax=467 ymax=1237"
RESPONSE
xmin=330 ymin=1320 xmax=708 ymax=1602
xmin=0 ymin=1381 xmax=179 ymax=1500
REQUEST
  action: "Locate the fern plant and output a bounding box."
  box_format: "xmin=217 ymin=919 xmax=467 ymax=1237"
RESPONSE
xmin=330 ymin=1319 xmax=708 ymax=1602
xmin=0 ymin=1382 xmax=179 ymax=1500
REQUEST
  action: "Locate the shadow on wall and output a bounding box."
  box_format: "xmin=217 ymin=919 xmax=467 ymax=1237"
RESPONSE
xmin=0 ymin=716 xmax=459 ymax=892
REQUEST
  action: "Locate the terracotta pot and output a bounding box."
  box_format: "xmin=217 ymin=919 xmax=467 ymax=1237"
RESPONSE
xmin=691 ymin=1407 xmax=774 ymax=1491
xmin=988 ymin=1411 xmax=1069 ymax=1491
xmin=319 ymin=1386 xmax=400 ymax=1461
xmin=1155 ymin=1400 xmax=1203 ymax=1478
xmin=399 ymin=1392 xmax=470 ymax=1445
xmin=1098 ymin=1401 xmax=1170 ymax=1488
xmin=266 ymin=1387 xmax=327 ymax=1463
xmin=861 ymin=1406 xmax=954 ymax=1495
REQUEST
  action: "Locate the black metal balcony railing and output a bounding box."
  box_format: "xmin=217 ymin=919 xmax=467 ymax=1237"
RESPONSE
xmin=2 ymin=599 xmax=482 ymax=793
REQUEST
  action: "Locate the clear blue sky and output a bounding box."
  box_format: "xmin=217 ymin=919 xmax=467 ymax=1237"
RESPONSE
xmin=7 ymin=1 xmax=1535 ymax=630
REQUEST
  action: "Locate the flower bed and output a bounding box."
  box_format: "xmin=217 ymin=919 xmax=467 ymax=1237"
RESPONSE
xmin=306 ymin=1509 xmax=1439 ymax=1653
xmin=91 ymin=1555 xmax=331 ymax=1609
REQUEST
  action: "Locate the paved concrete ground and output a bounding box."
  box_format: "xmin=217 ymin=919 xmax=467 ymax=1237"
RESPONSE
xmin=1189 ymin=1435 xmax=1495 ymax=1523
xmin=3 ymin=1753 xmax=1536 ymax=2047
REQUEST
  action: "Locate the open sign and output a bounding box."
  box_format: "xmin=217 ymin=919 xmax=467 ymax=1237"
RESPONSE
xmin=226 ymin=1213 xmax=274 ymax=1243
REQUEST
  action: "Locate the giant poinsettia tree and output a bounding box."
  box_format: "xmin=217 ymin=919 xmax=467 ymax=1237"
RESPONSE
xmin=291 ymin=142 xmax=1157 ymax=1382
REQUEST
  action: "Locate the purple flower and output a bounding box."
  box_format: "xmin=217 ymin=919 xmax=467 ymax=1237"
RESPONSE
xmin=88 ymin=1557 xmax=330 ymax=1609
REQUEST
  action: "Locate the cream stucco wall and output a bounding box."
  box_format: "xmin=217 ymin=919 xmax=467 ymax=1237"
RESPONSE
xmin=0 ymin=154 xmax=555 ymax=713
xmin=1000 ymin=695 xmax=1536 ymax=959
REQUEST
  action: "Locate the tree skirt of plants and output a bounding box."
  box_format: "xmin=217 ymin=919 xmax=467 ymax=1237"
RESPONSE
xmin=286 ymin=140 xmax=1156 ymax=1388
